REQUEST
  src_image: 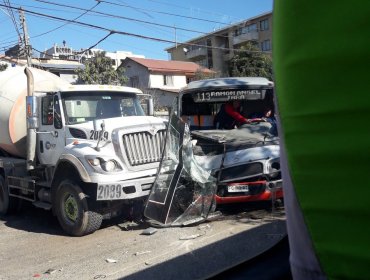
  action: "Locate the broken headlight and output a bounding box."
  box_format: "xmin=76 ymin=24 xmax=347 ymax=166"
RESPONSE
xmin=268 ymin=159 xmax=281 ymax=178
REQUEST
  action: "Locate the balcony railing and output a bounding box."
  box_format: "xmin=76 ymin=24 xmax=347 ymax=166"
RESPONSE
xmin=185 ymin=47 xmax=207 ymax=59
xmin=233 ymin=31 xmax=259 ymax=45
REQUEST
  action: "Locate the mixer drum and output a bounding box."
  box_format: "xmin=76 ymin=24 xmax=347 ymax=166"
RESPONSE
xmin=0 ymin=67 xmax=69 ymax=158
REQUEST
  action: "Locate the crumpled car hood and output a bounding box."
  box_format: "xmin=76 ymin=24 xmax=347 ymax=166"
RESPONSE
xmin=190 ymin=122 xmax=276 ymax=144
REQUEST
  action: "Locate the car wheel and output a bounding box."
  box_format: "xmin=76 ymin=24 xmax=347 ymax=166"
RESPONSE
xmin=55 ymin=180 xmax=102 ymax=236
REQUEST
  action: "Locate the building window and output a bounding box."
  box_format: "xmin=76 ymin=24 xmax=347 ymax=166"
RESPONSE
xmin=234 ymin=23 xmax=257 ymax=36
xmin=261 ymin=40 xmax=271 ymax=51
xmin=163 ymin=75 xmax=173 ymax=86
xmin=260 ymin=19 xmax=269 ymax=31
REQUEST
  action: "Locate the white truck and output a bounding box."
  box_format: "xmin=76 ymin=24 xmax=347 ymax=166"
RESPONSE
xmin=0 ymin=67 xmax=166 ymax=236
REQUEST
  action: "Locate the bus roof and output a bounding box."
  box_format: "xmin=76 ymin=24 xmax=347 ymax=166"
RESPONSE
xmin=182 ymin=77 xmax=273 ymax=92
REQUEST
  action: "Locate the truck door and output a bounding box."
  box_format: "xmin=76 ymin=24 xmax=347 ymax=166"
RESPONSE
xmin=37 ymin=95 xmax=65 ymax=165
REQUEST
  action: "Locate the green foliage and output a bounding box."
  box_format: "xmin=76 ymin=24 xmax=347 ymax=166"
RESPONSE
xmin=229 ymin=42 xmax=273 ymax=80
xmin=0 ymin=64 xmax=8 ymax=72
xmin=192 ymin=67 xmax=217 ymax=81
xmin=75 ymin=51 xmax=128 ymax=85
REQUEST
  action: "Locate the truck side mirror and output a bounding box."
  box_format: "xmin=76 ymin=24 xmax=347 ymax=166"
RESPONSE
xmin=147 ymin=97 xmax=154 ymax=116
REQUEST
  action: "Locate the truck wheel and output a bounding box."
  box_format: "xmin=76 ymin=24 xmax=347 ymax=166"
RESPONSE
xmin=55 ymin=180 xmax=102 ymax=236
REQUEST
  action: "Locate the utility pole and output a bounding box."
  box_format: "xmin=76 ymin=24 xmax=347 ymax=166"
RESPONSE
xmin=19 ymin=7 xmax=32 ymax=66
xmin=174 ymin=25 xmax=177 ymax=49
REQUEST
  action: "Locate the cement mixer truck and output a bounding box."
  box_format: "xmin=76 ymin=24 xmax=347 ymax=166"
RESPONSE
xmin=0 ymin=67 xmax=166 ymax=236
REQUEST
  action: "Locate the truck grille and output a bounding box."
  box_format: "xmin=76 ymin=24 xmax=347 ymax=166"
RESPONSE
xmin=123 ymin=130 xmax=166 ymax=166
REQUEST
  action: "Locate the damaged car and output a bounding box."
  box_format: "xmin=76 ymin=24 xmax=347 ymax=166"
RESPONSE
xmin=145 ymin=77 xmax=283 ymax=226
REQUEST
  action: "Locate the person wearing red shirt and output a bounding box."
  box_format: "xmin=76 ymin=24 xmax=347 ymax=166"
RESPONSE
xmin=214 ymin=100 xmax=264 ymax=129
xmin=224 ymin=101 xmax=249 ymax=126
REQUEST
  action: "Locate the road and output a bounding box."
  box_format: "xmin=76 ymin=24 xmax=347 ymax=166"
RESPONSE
xmin=0 ymin=203 xmax=286 ymax=280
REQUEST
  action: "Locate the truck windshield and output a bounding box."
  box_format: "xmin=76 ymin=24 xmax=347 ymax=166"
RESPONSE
xmin=61 ymin=91 xmax=145 ymax=125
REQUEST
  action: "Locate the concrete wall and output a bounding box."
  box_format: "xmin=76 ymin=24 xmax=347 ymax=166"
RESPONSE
xmin=123 ymin=60 xmax=150 ymax=89
xmin=145 ymin=88 xmax=177 ymax=110
xmin=168 ymin=47 xmax=187 ymax=61
xmin=149 ymin=74 xmax=186 ymax=89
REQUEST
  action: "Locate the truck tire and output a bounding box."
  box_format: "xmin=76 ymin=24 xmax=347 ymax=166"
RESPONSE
xmin=0 ymin=175 xmax=19 ymax=215
xmin=55 ymin=180 xmax=102 ymax=236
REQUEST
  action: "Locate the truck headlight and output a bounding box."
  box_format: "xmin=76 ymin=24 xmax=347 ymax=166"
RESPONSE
xmin=89 ymin=158 xmax=100 ymax=166
xmin=101 ymin=160 xmax=116 ymax=172
xmin=86 ymin=157 xmax=122 ymax=173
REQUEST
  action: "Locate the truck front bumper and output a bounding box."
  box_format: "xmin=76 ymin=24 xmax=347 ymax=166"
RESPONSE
xmin=95 ymin=176 xmax=155 ymax=201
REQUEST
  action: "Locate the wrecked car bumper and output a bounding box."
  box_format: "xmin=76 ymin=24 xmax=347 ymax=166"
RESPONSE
xmin=215 ymin=180 xmax=283 ymax=204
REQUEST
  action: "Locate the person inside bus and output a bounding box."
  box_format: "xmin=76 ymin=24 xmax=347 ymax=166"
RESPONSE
xmin=249 ymin=107 xmax=278 ymax=136
xmin=214 ymin=100 xmax=250 ymax=129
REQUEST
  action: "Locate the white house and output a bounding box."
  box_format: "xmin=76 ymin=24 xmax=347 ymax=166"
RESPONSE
xmin=120 ymin=57 xmax=214 ymax=110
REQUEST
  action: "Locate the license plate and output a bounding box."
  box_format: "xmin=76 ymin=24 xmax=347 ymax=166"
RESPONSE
xmin=97 ymin=184 xmax=126 ymax=200
xmin=228 ymin=184 xmax=249 ymax=192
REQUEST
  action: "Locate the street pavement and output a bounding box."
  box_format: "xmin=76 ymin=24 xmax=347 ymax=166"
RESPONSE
xmin=0 ymin=203 xmax=285 ymax=280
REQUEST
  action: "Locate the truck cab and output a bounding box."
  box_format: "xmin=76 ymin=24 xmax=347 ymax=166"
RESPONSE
xmin=0 ymin=67 xmax=166 ymax=236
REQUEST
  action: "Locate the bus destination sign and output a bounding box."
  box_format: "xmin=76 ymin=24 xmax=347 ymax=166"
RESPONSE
xmin=193 ymin=89 xmax=265 ymax=102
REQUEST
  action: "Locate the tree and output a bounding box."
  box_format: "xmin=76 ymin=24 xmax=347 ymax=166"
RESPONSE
xmin=75 ymin=51 xmax=128 ymax=85
xmin=0 ymin=64 xmax=8 ymax=72
xmin=229 ymin=42 xmax=273 ymax=80
xmin=192 ymin=67 xmax=217 ymax=81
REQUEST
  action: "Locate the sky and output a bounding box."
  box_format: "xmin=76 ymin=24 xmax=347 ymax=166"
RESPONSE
xmin=0 ymin=0 xmax=273 ymax=60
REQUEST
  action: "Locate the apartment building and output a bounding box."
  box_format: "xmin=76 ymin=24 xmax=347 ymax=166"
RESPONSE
xmin=40 ymin=43 xmax=144 ymax=69
xmin=166 ymin=12 xmax=272 ymax=77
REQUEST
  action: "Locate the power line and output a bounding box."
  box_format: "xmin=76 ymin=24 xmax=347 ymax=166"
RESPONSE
xmin=29 ymin=0 xmax=228 ymax=38
xmin=32 ymin=2 xmax=100 ymax=39
xmin=99 ymin=0 xmax=230 ymax=25
xmin=73 ymin=31 xmax=114 ymax=55
xmin=0 ymin=38 xmax=18 ymax=46
xmin=32 ymin=31 xmax=114 ymax=58
xmin=0 ymin=41 xmax=18 ymax=51
xmin=145 ymin=0 xmax=242 ymax=22
xmin=10 ymin=1 xmax=88 ymax=15
xmin=0 ymin=3 xmax=270 ymax=55
xmin=2 ymin=0 xmax=22 ymax=41
xmin=61 ymin=24 xmax=167 ymax=57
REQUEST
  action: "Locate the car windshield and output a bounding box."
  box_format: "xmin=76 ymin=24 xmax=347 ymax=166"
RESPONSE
xmin=61 ymin=91 xmax=145 ymax=125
